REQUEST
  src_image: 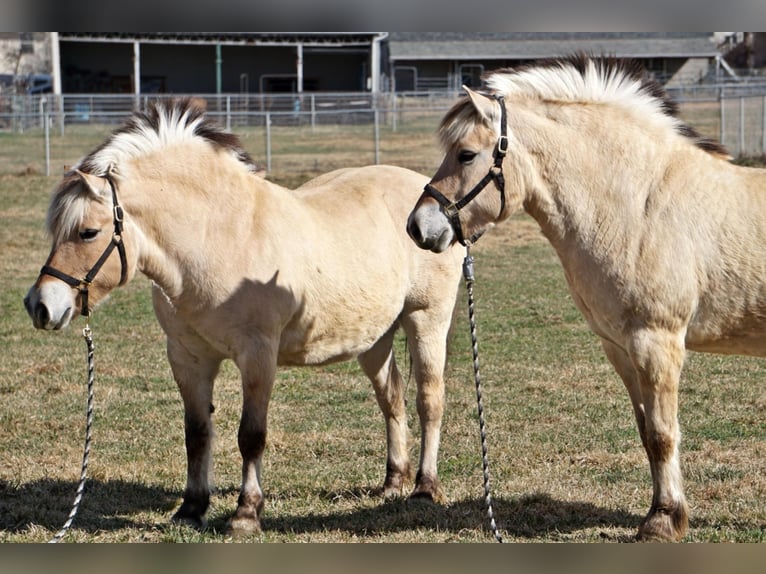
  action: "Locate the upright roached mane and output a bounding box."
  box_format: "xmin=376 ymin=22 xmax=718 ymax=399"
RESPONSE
xmin=438 ymin=54 xmax=727 ymax=158
xmin=408 ymin=54 xmax=765 ymax=542
xmin=26 ymin=98 xmax=463 ymax=536
xmin=47 ymin=99 xmax=259 ymax=246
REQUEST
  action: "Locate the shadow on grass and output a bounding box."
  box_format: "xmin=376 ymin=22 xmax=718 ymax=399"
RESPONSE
xmin=2 ymin=478 xmax=643 ymax=540
xmin=0 ymin=478 xmax=179 ymax=533
xmin=259 ymin=489 xmax=644 ymax=541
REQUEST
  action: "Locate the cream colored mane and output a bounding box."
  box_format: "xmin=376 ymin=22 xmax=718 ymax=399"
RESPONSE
xmin=47 ymin=99 xmax=258 ymax=243
xmin=439 ymin=54 xmax=727 ymax=157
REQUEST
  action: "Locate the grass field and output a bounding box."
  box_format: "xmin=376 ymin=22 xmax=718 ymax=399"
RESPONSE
xmin=1 ymin=120 xmax=765 ymax=543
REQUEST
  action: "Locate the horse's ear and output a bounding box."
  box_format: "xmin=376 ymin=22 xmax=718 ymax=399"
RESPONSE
xmin=463 ymin=86 xmax=500 ymax=124
xmin=75 ymin=170 xmax=109 ymax=198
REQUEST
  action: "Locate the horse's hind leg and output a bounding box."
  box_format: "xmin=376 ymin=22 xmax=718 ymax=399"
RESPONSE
xmin=604 ymin=332 xmax=689 ymax=542
xmin=358 ymin=326 xmax=412 ymax=497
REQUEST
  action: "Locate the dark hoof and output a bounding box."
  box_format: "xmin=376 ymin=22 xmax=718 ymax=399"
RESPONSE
xmin=410 ymin=472 xmax=445 ymax=504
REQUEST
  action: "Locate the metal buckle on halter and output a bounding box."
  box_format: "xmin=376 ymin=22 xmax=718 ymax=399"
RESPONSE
xmin=443 ymin=202 xmax=460 ymax=218
xmin=113 ymin=204 xmax=124 ymax=223
xmin=496 ymin=135 xmax=509 ymax=155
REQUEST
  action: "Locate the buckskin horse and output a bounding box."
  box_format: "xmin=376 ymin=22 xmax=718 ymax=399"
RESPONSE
xmin=407 ymin=54 xmax=766 ymax=541
xmin=24 ymin=99 xmax=462 ymax=534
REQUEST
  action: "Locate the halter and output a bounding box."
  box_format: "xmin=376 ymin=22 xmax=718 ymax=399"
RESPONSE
xmin=423 ymin=95 xmax=508 ymax=246
xmin=39 ymin=175 xmax=128 ymax=317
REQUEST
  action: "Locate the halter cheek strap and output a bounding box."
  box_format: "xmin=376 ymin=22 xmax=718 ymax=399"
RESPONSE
xmin=39 ymin=175 xmax=128 ymax=317
xmin=424 ymin=95 xmax=508 ymax=246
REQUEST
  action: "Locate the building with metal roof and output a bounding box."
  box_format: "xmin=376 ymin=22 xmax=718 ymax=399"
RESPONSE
xmin=1 ymin=33 xmax=726 ymax=96
xmin=387 ymin=32 xmax=721 ymax=90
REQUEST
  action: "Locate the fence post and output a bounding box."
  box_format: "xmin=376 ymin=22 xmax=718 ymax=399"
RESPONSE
xmin=42 ymin=97 xmax=51 ymax=176
xmin=265 ymin=112 xmax=272 ymax=173
xmin=739 ymin=96 xmax=745 ymax=157
xmin=59 ymin=94 xmax=65 ymax=137
xmin=311 ymin=94 xmax=316 ymax=131
xmin=720 ymin=90 xmax=725 ymax=150
xmin=374 ymin=109 xmax=380 ymax=164
xmin=762 ymin=95 xmax=766 ymax=155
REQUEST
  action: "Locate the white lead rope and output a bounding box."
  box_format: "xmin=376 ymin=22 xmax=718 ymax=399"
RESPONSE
xmin=48 ymin=323 xmax=94 ymax=543
xmin=463 ymin=247 xmax=503 ymax=543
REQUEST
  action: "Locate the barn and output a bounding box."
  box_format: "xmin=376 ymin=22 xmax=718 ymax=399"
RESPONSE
xmin=1 ymin=32 xmax=727 ymax=97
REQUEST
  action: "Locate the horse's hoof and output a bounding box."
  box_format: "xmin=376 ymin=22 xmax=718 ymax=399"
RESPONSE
xmin=225 ymin=515 xmax=262 ymax=537
xmin=637 ymin=503 xmax=688 ymax=542
xmin=383 ymin=472 xmax=407 ymax=498
xmin=410 ymin=474 xmax=446 ymax=505
xmin=171 ymin=510 xmax=207 ymax=531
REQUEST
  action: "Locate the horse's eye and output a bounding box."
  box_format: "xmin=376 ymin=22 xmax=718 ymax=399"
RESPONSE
xmin=458 ymin=150 xmax=477 ymax=164
xmin=79 ymin=228 xmax=100 ymax=242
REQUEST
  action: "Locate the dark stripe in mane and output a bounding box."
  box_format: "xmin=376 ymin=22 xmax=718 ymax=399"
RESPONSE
xmin=485 ymin=53 xmax=729 ymax=158
xmin=79 ymin=97 xmax=259 ymax=174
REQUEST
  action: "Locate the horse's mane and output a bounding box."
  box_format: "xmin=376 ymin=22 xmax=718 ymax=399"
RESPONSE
xmin=440 ymin=53 xmax=727 ymax=157
xmin=47 ymin=99 xmax=259 ymax=243
xmin=77 ymin=97 xmax=259 ymax=176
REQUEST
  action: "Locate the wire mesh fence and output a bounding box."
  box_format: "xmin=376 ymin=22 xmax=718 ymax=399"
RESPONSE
xmin=2 ymin=88 xmax=766 ymax=179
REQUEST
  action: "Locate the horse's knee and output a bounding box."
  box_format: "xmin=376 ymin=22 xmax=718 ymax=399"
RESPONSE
xmin=637 ymin=500 xmax=689 ymax=542
xmin=237 ymin=413 xmax=267 ymax=459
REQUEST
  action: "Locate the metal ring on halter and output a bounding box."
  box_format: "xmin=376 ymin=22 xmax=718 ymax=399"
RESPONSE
xmin=37 ymin=175 xmax=128 ymax=317
xmin=423 ymin=95 xmax=509 ymax=247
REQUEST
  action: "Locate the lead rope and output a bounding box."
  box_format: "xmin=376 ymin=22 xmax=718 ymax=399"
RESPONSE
xmin=48 ymin=322 xmax=95 ymax=543
xmin=462 ymin=247 xmax=503 ymax=543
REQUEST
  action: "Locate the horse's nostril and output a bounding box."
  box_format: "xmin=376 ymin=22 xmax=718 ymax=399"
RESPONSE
xmin=407 ymin=220 xmax=423 ymax=244
xmin=33 ymin=302 xmax=50 ymax=328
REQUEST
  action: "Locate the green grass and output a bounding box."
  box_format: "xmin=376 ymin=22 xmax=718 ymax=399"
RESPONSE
xmin=1 ymin=128 xmax=765 ymax=543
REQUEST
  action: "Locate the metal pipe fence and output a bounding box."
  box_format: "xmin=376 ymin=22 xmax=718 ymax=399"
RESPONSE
xmin=3 ymin=87 xmax=766 ymax=179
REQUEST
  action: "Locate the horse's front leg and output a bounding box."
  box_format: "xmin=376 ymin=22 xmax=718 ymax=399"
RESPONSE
xmin=627 ymin=328 xmax=689 ymax=542
xmin=402 ymin=311 xmax=448 ymax=504
xmin=227 ymin=345 xmax=277 ymax=535
xmin=164 ymin=336 xmax=222 ymax=529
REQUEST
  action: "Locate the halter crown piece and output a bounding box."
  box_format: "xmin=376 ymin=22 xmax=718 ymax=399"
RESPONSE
xmin=424 ymin=95 xmax=508 ymax=246
xmin=39 ymin=175 xmax=128 ymax=316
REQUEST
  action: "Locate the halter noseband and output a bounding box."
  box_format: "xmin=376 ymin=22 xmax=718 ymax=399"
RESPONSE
xmin=423 ymin=95 xmax=508 ymax=246
xmin=39 ymin=175 xmax=128 ymax=317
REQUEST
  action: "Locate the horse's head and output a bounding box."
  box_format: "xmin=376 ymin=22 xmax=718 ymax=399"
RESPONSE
xmin=407 ymin=87 xmax=519 ymax=253
xmin=24 ymin=170 xmax=136 ymax=329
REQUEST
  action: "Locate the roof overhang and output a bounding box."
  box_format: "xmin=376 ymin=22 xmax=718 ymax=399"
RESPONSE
xmin=59 ymin=32 xmax=386 ymax=48
xmin=389 ymin=37 xmax=720 ymax=62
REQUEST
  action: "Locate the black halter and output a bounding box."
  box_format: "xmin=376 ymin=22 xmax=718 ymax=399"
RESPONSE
xmin=39 ymin=175 xmax=128 ymax=317
xmin=423 ymin=95 xmax=508 ymax=246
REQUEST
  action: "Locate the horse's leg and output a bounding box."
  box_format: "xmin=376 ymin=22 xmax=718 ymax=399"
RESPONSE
xmin=227 ymin=343 xmax=277 ymax=535
xmin=401 ymin=310 xmax=449 ymax=504
xmin=165 ymin=335 xmax=222 ymax=529
xmin=358 ymin=326 xmax=411 ymax=497
xmin=624 ymin=329 xmax=689 ymax=542
xmin=601 ymin=339 xmax=648 ymax=453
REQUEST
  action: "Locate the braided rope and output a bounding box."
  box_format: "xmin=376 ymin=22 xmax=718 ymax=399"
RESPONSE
xmin=48 ymin=324 xmax=94 ymax=543
xmin=463 ymin=248 xmax=503 ymax=543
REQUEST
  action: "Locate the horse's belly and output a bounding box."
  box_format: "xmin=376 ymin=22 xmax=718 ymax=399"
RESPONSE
xmin=277 ymin=334 xmax=378 ymax=366
xmin=686 ymin=321 xmax=766 ymax=357
xmin=277 ymin=308 xmax=397 ymax=367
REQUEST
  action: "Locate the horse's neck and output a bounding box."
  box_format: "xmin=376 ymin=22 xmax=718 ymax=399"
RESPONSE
xmin=125 ymin=164 xmax=279 ymax=301
xmin=519 ymin=120 xmax=667 ymax=260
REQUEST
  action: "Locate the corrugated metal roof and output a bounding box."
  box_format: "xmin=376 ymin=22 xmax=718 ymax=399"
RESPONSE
xmin=59 ymin=32 xmax=382 ymax=47
xmin=388 ymin=33 xmax=719 ymax=61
